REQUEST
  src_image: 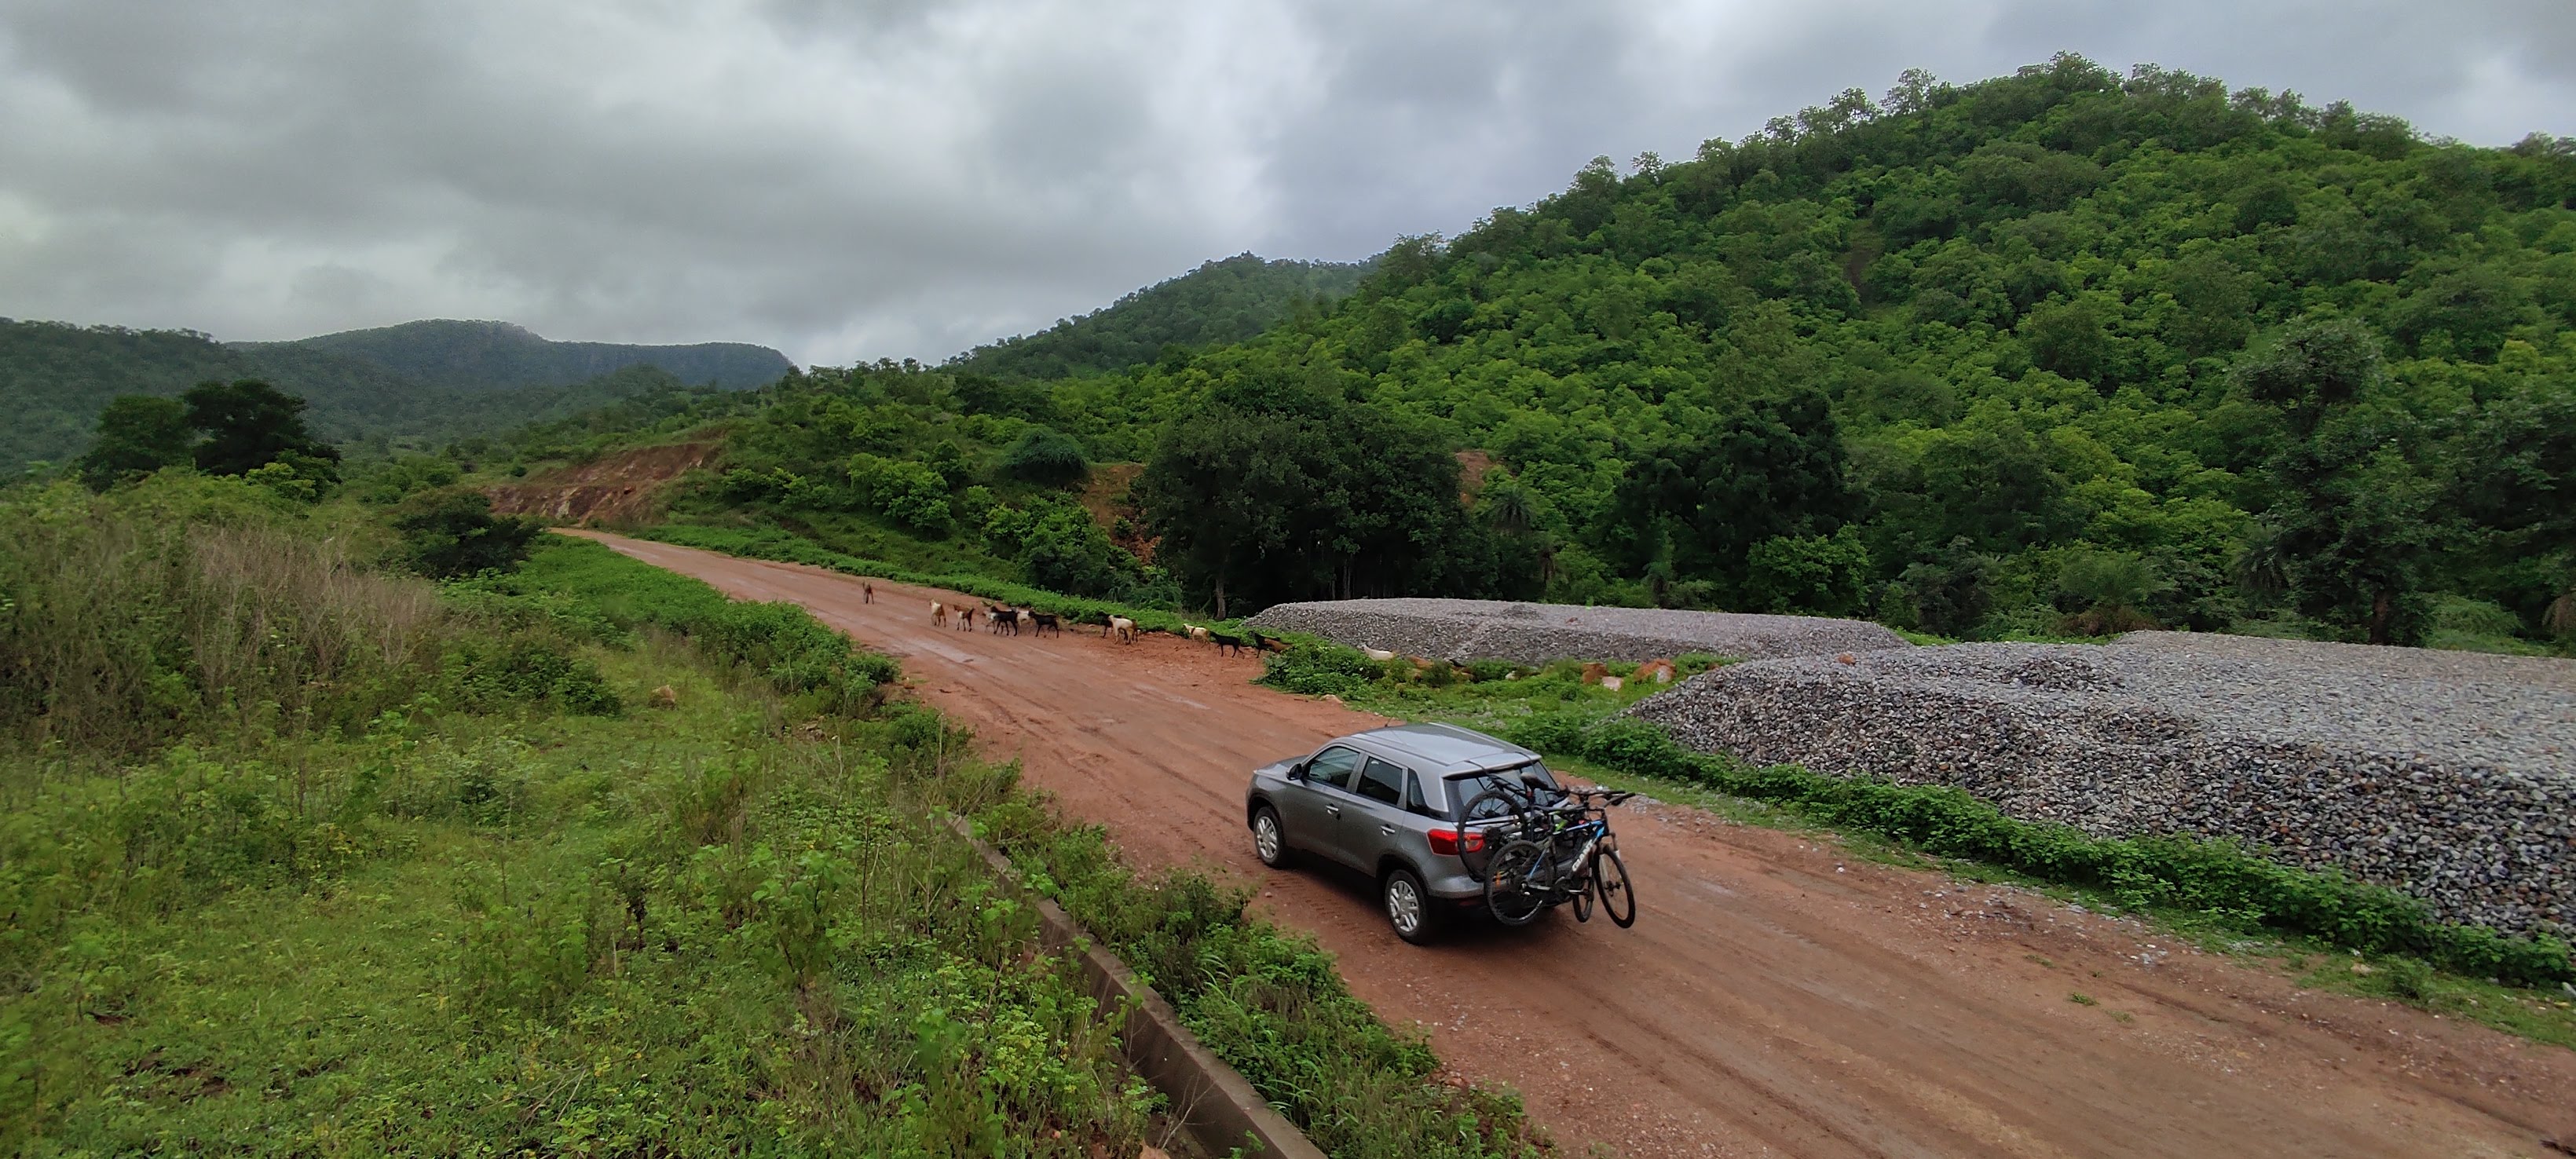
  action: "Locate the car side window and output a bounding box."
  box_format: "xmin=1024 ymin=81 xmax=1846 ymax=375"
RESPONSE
xmin=1355 ymin=757 xmax=1406 ymax=806
xmin=1304 ymin=746 xmax=1362 ymax=791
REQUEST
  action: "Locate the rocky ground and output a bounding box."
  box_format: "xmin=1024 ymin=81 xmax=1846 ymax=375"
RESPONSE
xmin=1624 ymin=631 xmax=2576 ymax=936
xmin=1245 ymin=597 xmax=1909 ymax=664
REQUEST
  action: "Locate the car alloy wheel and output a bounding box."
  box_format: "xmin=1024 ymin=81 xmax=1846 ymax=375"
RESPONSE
xmin=1252 ymin=807 xmax=1288 ymax=868
xmin=1385 ymin=868 xmax=1436 ymax=945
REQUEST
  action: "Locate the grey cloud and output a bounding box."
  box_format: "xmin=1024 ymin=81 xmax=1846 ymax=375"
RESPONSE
xmin=0 ymin=1 xmax=2567 ymax=367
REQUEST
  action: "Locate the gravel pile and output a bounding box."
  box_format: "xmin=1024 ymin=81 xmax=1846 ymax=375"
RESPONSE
xmin=1624 ymin=631 xmax=2576 ymax=936
xmin=1243 ymin=598 xmax=1910 ymax=664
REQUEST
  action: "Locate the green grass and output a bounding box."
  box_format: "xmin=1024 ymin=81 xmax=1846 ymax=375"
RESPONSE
xmin=4 ymin=641 xmax=1162 ymax=1155
xmin=7 ymin=506 xmax=1557 ymax=1155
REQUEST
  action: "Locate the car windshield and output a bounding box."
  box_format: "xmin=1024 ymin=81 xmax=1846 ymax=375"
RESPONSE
xmin=1440 ymin=762 xmax=1560 ymax=821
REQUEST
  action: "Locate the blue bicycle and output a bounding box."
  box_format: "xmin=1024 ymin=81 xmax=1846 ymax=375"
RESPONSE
xmin=1465 ymin=779 xmax=1637 ymax=929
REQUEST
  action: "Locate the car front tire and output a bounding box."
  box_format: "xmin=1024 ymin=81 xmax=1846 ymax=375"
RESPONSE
xmin=1384 ymin=868 xmax=1441 ymax=945
xmin=1251 ymin=804 xmax=1292 ymax=868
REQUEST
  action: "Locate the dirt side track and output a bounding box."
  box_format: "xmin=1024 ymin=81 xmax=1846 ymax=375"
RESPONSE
xmin=569 ymin=532 xmax=2576 ymax=1159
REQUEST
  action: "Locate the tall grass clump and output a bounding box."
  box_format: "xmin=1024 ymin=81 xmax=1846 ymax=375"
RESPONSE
xmin=0 ymin=477 xmax=614 ymax=756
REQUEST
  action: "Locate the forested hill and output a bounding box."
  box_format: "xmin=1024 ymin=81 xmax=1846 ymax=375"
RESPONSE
xmin=948 ymin=254 xmax=1369 ymax=379
xmin=236 ymin=319 xmax=792 ymax=392
xmin=0 ymin=320 xmax=756 ymax=469
xmin=1033 ymin=57 xmax=2575 ymax=647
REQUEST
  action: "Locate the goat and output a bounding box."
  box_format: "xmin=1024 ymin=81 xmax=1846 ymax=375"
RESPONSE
xmin=1363 ymin=647 xmax=1396 ymax=662
xmin=1209 ymin=631 xmax=1249 ymax=657
xmin=1182 ymin=623 xmax=1211 ymax=643
xmin=931 ymin=601 xmax=947 ymax=627
xmin=1030 ymin=611 xmax=1061 ymax=637
xmin=955 ymin=605 xmax=976 ymax=631
xmin=990 ymin=606 xmax=1020 ymax=636
xmin=1107 ymin=615 xmax=1136 ymax=643
xmin=862 ymin=581 xmax=874 ymax=604
xmin=1246 ymin=630 xmax=1287 ymax=653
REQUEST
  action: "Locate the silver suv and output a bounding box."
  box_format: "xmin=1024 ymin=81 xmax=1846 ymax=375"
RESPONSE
xmin=1244 ymin=722 xmax=1561 ymax=944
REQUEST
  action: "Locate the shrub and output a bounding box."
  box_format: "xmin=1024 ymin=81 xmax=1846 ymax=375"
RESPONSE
xmin=847 ymin=453 xmax=953 ymax=532
xmin=445 ymin=637 xmax=623 ymax=715
xmin=1000 ymin=427 xmax=1089 ymax=488
xmin=1257 ymin=641 xmax=1380 ymax=697
xmin=393 ymin=487 xmax=543 ymax=578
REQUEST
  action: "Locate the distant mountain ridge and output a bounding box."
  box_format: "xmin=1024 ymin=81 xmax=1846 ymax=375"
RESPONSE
xmin=1 ymin=316 xmax=792 ymax=470
xmin=235 ymin=319 xmax=793 ymax=392
xmin=949 ymin=254 xmax=1370 ymax=380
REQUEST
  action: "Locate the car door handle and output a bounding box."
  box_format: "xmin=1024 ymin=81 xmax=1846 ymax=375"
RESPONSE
xmin=1379 ymin=824 xmax=1396 ymax=835
xmin=1324 ymin=806 xmax=1341 ymax=817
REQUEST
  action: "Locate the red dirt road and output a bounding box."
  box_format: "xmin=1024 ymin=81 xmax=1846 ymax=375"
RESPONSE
xmin=571 ymin=532 xmax=2576 ymax=1158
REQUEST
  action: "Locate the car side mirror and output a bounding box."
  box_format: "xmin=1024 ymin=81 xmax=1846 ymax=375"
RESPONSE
xmin=1286 ymin=762 xmax=1308 ymax=781
xmin=1519 ymin=770 xmax=1547 ymax=790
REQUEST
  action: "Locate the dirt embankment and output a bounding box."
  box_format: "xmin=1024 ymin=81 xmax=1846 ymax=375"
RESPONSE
xmin=1076 ymin=462 xmax=1155 ymax=563
xmin=486 ymin=442 xmax=719 ymax=526
xmin=567 ymin=530 xmax=2576 ymax=1159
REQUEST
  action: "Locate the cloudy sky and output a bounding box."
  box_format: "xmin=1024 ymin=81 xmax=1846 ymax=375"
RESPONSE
xmin=2 ymin=2 xmax=2568 ymax=367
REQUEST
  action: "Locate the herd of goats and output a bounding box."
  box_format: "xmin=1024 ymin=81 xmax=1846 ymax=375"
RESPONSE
xmin=898 ymin=588 xmax=1289 ymax=657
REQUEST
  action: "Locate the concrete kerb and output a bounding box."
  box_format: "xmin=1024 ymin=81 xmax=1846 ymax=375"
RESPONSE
xmin=943 ymin=816 xmax=1326 ymax=1159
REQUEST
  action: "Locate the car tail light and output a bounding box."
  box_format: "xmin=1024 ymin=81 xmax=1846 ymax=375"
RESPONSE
xmin=1428 ymin=827 xmax=1486 ymax=857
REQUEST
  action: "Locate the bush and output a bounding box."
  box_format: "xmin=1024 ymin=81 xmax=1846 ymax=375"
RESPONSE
xmin=444 ymin=637 xmax=623 ymax=715
xmin=1000 ymin=427 xmax=1089 ymax=488
xmin=1257 ymin=641 xmax=1381 ymax=696
xmin=847 ymin=453 xmax=953 ymax=532
xmin=393 ymin=487 xmax=543 ymax=578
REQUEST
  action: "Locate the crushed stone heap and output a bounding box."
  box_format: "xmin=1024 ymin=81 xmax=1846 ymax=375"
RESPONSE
xmin=1623 ymin=631 xmax=2576 ymax=936
xmin=1244 ymin=598 xmax=1911 ymax=664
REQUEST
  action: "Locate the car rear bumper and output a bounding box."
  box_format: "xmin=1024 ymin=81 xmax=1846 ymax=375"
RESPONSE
xmin=1425 ymin=865 xmax=1485 ymax=901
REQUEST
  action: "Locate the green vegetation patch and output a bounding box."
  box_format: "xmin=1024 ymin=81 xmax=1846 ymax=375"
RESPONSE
xmin=5 ymin=482 xmax=1550 ymax=1154
xmin=635 ymin=523 xmax=1231 ymax=638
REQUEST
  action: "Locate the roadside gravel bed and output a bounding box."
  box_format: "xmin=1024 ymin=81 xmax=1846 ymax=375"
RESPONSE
xmin=1244 ymin=598 xmax=1909 ymax=664
xmin=1623 ymin=631 xmax=2576 ymax=936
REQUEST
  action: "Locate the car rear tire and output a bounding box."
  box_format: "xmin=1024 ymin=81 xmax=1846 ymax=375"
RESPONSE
xmin=1251 ymin=805 xmax=1293 ymax=868
xmin=1384 ymin=868 xmax=1440 ymax=945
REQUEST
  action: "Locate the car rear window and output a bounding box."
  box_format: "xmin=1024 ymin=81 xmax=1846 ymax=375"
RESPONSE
xmin=1440 ymin=762 xmax=1559 ymax=820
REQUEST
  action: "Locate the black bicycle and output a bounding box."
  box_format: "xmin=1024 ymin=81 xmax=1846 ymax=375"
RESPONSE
xmin=1460 ymin=777 xmax=1637 ymax=929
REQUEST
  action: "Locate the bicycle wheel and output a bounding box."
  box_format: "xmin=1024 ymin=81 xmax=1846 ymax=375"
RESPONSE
xmin=1484 ymin=839 xmax=1553 ymax=927
xmin=1458 ymin=789 xmax=1538 ymax=876
xmin=1594 ymin=847 xmax=1637 ymax=928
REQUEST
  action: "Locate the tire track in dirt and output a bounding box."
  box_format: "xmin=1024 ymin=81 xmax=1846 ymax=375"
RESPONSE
xmin=568 ymin=531 xmax=2576 ymax=1159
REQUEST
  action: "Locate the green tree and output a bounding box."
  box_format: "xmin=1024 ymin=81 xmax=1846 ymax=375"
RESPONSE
xmin=182 ymin=379 xmax=342 ymax=481
xmin=392 ymin=488 xmax=542 ymax=578
xmin=2055 ymin=549 xmax=2172 ymax=634
xmin=1136 ymin=406 xmax=1313 ymax=618
xmin=1743 ymin=527 xmax=1873 ymax=616
xmin=1608 ymin=389 xmax=1852 ymax=597
xmin=2236 ymin=317 xmax=2439 ymax=644
xmin=74 ymin=395 xmax=194 ymax=491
